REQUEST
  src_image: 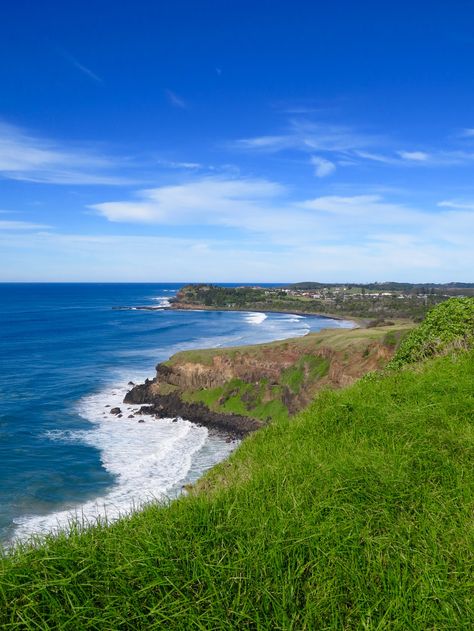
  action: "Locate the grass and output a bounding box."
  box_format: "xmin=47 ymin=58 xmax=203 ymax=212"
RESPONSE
xmin=185 ymin=379 xmax=290 ymax=422
xmin=165 ymin=321 xmax=414 ymax=366
xmin=1 ymin=347 xmax=473 ymax=629
xmin=281 ymin=355 xmax=330 ymax=394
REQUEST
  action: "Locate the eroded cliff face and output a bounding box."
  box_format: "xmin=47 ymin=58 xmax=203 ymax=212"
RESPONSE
xmin=147 ymin=343 xmax=390 ymax=394
xmin=124 ymin=334 xmax=395 ymax=433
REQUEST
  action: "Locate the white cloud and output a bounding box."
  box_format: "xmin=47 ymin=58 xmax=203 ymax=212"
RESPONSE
xmin=310 ymin=156 xmax=336 ymax=177
xmin=91 ymin=177 xmax=285 ymax=226
xmin=299 ymin=194 xmax=418 ymax=221
xmin=234 ymin=135 xmax=291 ymax=150
xmin=398 ymin=150 xmax=430 ymax=161
xmin=0 ymin=121 xmax=136 ymax=185
xmin=438 ymin=199 xmax=474 ymax=210
xmin=89 ymin=176 xmax=474 ymax=277
xmin=460 ymin=128 xmax=474 ymax=137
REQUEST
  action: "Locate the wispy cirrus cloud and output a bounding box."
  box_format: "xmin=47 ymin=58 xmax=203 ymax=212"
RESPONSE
xmin=232 ymin=116 xmax=474 ymax=173
xmin=0 ymin=220 xmax=50 ymax=230
xmin=165 ymin=89 xmax=187 ymax=109
xmin=233 ymin=119 xmax=382 ymax=154
xmin=155 ymin=159 xmax=203 ymax=170
xmin=59 ymin=49 xmax=103 ymax=83
xmin=0 ymin=210 xmax=50 ymax=231
xmin=438 ymin=199 xmax=474 ymax=210
xmin=0 ymin=121 xmax=137 ymax=185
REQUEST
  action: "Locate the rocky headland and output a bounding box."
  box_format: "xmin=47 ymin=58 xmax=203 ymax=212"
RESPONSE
xmin=124 ymin=323 xmax=412 ymax=436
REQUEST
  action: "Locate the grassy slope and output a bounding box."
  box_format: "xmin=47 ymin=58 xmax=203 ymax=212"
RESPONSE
xmin=166 ymin=323 xmax=414 ymax=365
xmin=1 ymin=349 xmax=473 ymax=629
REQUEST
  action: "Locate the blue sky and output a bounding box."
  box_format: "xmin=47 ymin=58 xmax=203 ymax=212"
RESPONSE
xmin=1 ymin=0 xmax=473 ymax=282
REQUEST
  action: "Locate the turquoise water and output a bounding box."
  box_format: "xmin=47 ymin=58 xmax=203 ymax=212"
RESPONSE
xmin=0 ymin=283 xmax=352 ymax=544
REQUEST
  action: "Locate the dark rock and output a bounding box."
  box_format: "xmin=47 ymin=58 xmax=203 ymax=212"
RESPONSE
xmin=124 ymin=383 xmax=151 ymax=405
xmin=128 ymin=414 xmax=135 ymax=418
xmin=125 ymin=390 xmax=262 ymax=438
xmin=128 ymin=381 xmax=135 ymax=386
xmin=110 ymin=407 xmax=121 ymax=415
xmin=138 ymin=419 xmax=145 ymax=423
xmin=117 ymin=414 xmax=123 ymax=418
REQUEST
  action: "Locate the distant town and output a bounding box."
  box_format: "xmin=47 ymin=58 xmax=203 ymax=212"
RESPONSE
xmin=172 ymin=282 xmax=474 ymax=323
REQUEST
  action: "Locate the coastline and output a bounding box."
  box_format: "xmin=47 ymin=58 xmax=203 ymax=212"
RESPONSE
xmin=6 ymin=299 xmax=349 ymax=545
xmin=167 ymin=301 xmax=367 ymax=327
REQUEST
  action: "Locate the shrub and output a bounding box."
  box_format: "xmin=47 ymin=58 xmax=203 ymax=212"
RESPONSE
xmin=388 ymin=297 xmax=474 ymax=368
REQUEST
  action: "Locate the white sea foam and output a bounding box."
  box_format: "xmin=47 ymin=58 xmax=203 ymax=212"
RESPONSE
xmin=152 ymin=296 xmax=172 ymax=308
xmin=13 ymin=382 xmax=237 ymax=542
xmin=244 ymin=312 xmax=268 ymax=325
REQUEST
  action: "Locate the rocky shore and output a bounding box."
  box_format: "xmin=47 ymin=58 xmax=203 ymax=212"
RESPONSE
xmin=124 ymin=383 xmax=262 ymax=437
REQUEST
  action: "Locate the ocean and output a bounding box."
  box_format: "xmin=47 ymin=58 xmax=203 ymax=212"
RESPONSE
xmin=0 ymin=283 xmax=353 ymax=546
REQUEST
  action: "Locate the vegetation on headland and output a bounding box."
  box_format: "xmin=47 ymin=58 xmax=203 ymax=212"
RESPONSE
xmin=172 ymin=282 xmax=474 ymax=321
xmin=388 ymin=296 xmax=474 ymax=367
xmin=0 ymin=299 xmax=473 ymax=629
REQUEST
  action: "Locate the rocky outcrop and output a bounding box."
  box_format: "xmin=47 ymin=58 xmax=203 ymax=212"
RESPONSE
xmin=124 ymin=390 xmax=262 ymax=437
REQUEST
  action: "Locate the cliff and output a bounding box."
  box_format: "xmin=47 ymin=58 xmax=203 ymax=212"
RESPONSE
xmin=124 ymin=323 xmax=412 ymax=434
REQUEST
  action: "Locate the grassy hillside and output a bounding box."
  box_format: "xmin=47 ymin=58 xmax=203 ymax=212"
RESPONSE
xmin=1 ymin=307 xmax=473 ymax=628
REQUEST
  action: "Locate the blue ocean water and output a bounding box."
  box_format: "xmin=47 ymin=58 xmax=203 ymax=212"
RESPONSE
xmin=0 ymin=283 xmax=353 ymax=545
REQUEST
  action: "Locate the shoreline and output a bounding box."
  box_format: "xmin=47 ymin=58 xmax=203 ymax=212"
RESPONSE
xmin=167 ymin=302 xmax=366 ymax=327
xmin=8 ymin=307 xmax=348 ymax=545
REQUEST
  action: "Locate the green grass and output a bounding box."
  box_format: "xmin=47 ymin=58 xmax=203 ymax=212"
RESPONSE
xmin=167 ymin=322 xmax=414 ymax=366
xmin=280 ymin=364 xmax=305 ymax=393
xmin=305 ymin=354 xmax=330 ymax=379
xmin=186 ymin=379 xmax=290 ymax=423
xmin=1 ymin=348 xmax=473 ymax=629
xmin=281 ymin=355 xmax=330 ymax=394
